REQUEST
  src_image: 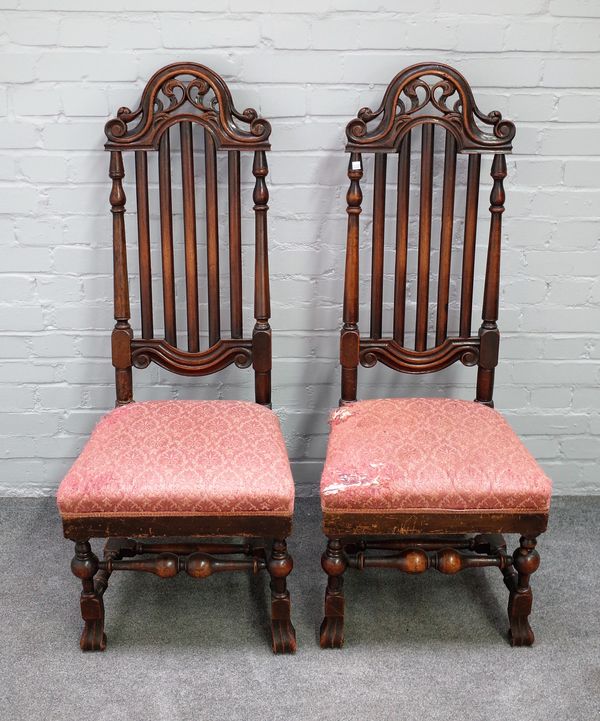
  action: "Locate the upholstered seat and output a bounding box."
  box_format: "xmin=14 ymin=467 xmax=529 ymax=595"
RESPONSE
xmin=321 ymin=398 xmax=552 ymax=515
xmin=57 ymin=400 xmax=294 ymax=519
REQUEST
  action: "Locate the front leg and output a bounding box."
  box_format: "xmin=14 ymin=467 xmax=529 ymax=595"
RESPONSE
xmin=508 ymin=535 xmax=540 ymax=647
xmin=71 ymin=540 xmax=106 ymax=651
xmin=267 ymin=539 xmax=296 ymax=654
xmin=320 ymin=538 xmax=347 ymax=649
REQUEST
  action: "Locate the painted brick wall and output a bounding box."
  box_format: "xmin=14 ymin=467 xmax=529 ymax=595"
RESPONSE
xmin=1 ymin=1 xmax=599 ymax=497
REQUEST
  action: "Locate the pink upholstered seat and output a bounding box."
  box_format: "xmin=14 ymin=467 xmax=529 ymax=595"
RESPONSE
xmin=321 ymin=398 xmax=552 ymax=515
xmin=57 ymin=400 xmax=294 ymax=519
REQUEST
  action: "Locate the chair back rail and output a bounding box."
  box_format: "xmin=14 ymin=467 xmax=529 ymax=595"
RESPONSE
xmin=340 ymin=62 xmax=515 ymax=407
xmin=104 ymin=62 xmax=273 ymax=406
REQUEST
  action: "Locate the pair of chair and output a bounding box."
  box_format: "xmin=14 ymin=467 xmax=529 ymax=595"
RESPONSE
xmin=56 ymin=61 xmax=552 ymax=654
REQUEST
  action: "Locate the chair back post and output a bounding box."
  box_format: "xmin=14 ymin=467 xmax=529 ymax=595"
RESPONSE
xmin=340 ymin=151 xmax=363 ymax=404
xmin=109 ymin=150 xmax=133 ymax=406
xmin=476 ymin=153 xmax=507 ymax=407
xmin=252 ymin=149 xmax=272 ymax=406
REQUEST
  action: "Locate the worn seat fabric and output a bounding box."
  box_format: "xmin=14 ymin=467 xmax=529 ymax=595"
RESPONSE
xmin=321 ymin=398 xmax=552 ymax=515
xmin=57 ymin=400 xmax=294 ymax=518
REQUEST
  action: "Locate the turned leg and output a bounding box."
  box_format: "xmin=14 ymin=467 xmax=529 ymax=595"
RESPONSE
xmin=267 ymin=539 xmax=296 ymax=654
xmin=70 ymin=540 xmax=106 ymax=651
xmin=320 ymin=538 xmax=347 ymax=649
xmin=508 ymin=535 xmax=540 ymax=647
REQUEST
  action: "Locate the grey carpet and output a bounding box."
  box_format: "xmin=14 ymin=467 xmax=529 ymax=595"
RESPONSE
xmin=0 ymin=497 xmax=599 ymax=721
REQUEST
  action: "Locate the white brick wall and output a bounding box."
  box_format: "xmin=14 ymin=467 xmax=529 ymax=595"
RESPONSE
xmin=1 ymin=2 xmax=599 ymax=497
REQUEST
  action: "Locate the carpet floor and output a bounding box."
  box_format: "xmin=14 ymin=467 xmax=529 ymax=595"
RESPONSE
xmin=0 ymin=496 xmax=599 ymax=721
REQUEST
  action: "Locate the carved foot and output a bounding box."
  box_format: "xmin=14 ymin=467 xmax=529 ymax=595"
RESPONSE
xmin=320 ymin=539 xmax=346 ymax=649
xmin=319 ymin=613 xmax=344 ymax=649
xmin=507 ymin=536 xmax=539 ymax=648
xmin=80 ymin=620 xmax=107 ymax=651
xmin=508 ymin=616 xmax=534 ymax=647
xmin=271 ymin=619 xmax=297 ymax=654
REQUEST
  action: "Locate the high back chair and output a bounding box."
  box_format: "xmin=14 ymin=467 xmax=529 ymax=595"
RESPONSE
xmin=319 ymin=62 xmax=552 ymax=649
xmin=56 ymin=63 xmax=296 ymax=654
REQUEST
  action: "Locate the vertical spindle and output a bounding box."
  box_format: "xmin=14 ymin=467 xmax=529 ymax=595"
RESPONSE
xmin=228 ymin=151 xmax=243 ymax=339
xmin=415 ymin=124 xmax=434 ymax=352
xmin=205 ymin=129 xmax=221 ymax=347
xmin=436 ymin=132 xmax=457 ymax=345
xmin=180 ymin=121 xmax=199 ymax=352
xmin=460 ymin=154 xmax=481 ymax=337
xmin=135 ymin=151 xmax=153 ymax=340
xmin=159 ymin=131 xmax=177 ymax=346
xmin=394 ymin=132 xmax=411 ymax=346
xmin=370 ymin=153 xmax=387 ymax=339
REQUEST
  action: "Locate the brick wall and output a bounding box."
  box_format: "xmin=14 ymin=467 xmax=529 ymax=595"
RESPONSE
xmin=1 ymin=1 xmax=599 ymax=496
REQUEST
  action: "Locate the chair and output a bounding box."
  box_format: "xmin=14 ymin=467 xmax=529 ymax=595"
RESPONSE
xmin=56 ymin=63 xmax=296 ymax=653
xmin=319 ymin=62 xmax=552 ymax=648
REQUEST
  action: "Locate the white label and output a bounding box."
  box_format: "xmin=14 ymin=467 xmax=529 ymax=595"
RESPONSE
xmin=351 ymin=160 xmax=362 ymax=170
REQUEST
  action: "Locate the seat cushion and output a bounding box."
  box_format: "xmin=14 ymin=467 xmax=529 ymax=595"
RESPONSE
xmin=57 ymin=400 xmax=294 ymax=518
xmin=321 ymin=398 xmax=552 ymax=515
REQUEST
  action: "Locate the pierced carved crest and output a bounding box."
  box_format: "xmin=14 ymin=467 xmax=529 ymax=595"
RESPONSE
xmin=346 ymin=63 xmax=515 ymax=152
xmin=105 ymin=62 xmax=271 ymax=150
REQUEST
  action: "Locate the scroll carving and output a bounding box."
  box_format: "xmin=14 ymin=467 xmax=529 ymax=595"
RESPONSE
xmin=105 ymin=62 xmax=271 ymax=150
xmin=131 ymin=338 xmax=252 ymax=376
xmin=359 ymin=337 xmax=480 ymax=374
xmin=346 ymin=62 xmax=515 ymax=152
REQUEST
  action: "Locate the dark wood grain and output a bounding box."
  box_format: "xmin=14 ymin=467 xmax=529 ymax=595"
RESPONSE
xmin=435 ymin=131 xmax=456 ymax=345
xmin=134 ymin=151 xmax=153 ymax=340
xmin=228 ymin=150 xmax=243 ymax=339
xmin=205 ymin=128 xmax=221 ymax=348
xmin=158 ymin=130 xmax=177 ymax=346
xmin=180 ymin=121 xmax=200 ymax=352
xmin=415 ymin=123 xmax=434 ymax=351
xmin=370 ymin=153 xmax=387 ymax=339
xmin=393 ymin=132 xmax=410 ymax=345
xmin=460 ymin=154 xmax=481 ymax=337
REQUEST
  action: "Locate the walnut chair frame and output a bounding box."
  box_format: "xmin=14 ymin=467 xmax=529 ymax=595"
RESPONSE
xmin=62 ymin=63 xmax=296 ymax=653
xmin=320 ymin=63 xmax=546 ymax=648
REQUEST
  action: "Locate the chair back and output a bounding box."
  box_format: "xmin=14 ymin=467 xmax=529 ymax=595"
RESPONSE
xmin=104 ymin=62 xmax=273 ymax=405
xmin=340 ymin=62 xmax=516 ymax=406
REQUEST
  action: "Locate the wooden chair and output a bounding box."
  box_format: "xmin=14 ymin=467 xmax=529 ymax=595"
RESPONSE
xmin=56 ymin=63 xmax=296 ymax=654
xmin=319 ymin=62 xmax=552 ymax=648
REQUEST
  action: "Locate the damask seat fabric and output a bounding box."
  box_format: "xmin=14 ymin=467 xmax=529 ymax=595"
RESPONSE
xmin=57 ymin=400 xmax=294 ymax=518
xmin=320 ymin=398 xmax=552 ymax=515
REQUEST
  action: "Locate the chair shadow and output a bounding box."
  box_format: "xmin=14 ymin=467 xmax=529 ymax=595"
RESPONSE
xmin=342 ymin=564 xmax=510 ymax=647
